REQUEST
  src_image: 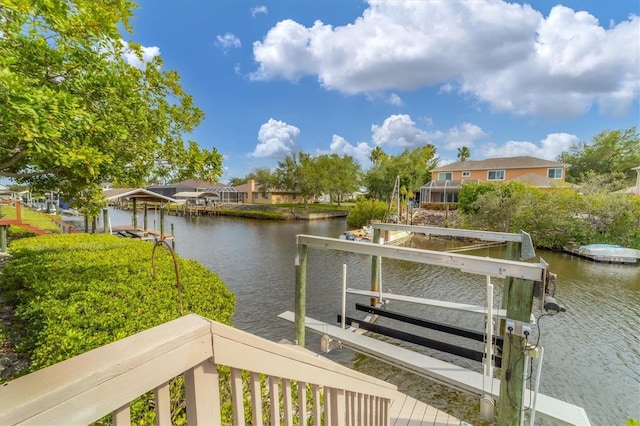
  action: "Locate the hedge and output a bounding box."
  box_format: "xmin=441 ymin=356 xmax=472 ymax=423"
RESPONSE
xmin=1 ymin=233 xmax=235 ymax=373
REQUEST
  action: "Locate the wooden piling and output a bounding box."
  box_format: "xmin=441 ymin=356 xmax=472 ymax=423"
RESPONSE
xmin=132 ymin=198 xmax=138 ymax=229
xmin=294 ymin=243 xmax=308 ymax=346
xmin=497 ymin=276 xmax=535 ymax=426
xmin=102 ymin=208 xmax=108 ymax=234
xmin=143 ymin=203 xmax=148 ymax=232
xmin=370 ymin=228 xmax=381 ymax=306
xmin=160 ymin=205 xmax=165 ymax=240
xmin=0 ymin=226 xmax=7 ymax=253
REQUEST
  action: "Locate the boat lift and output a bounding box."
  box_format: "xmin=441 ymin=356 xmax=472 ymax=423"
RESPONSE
xmin=280 ymin=224 xmax=590 ymax=426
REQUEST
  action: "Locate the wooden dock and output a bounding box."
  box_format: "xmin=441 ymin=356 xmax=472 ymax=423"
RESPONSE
xmin=389 ymin=392 xmax=463 ymax=425
xmin=110 ymin=225 xmax=174 ymax=242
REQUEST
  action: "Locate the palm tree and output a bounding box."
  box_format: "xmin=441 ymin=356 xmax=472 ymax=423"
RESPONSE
xmin=457 ymin=146 xmax=471 ymax=162
xmin=370 ymin=146 xmax=387 ymax=166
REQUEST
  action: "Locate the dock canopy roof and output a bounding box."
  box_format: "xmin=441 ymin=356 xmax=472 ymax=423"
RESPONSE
xmin=173 ymin=191 xmax=220 ymax=200
xmin=103 ymin=188 xmax=177 ymax=203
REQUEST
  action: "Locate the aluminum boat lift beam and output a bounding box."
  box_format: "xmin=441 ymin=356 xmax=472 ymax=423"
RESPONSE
xmin=296 ymin=234 xmax=545 ymax=282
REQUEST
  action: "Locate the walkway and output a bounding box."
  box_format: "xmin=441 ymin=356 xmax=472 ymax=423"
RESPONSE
xmin=390 ymin=391 xmax=464 ymax=425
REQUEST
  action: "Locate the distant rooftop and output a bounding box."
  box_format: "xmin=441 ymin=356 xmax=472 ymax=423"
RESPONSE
xmin=433 ymin=156 xmax=567 ymax=172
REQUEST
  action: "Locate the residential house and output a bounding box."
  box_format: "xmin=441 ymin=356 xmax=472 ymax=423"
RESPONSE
xmin=421 ymin=156 xmax=568 ymax=203
xmin=233 ymin=179 xmax=302 ymax=204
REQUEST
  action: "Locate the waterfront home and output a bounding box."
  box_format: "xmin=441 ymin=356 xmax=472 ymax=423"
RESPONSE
xmin=234 ymin=179 xmax=303 ymax=204
xmin=421 ymin=156 xmax=569 ymax=203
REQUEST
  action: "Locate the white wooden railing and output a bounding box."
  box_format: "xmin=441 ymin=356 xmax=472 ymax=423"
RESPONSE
xmin=0 ymin=314 xmax=397 ymax=425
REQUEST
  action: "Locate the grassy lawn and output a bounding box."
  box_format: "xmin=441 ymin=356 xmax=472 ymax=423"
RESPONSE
xmin=0 ymin=204 xmax=61 ymax=232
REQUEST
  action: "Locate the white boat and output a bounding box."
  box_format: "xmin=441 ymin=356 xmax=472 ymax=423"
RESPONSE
xmin=575 ymin=243 xmax=640 ymax=264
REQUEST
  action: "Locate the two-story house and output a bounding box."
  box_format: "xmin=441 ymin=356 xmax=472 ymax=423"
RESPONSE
xmin=420 ymin=156 xmax=568 ymax=203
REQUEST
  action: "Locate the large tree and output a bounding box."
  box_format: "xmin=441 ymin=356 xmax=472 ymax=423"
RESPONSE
xmin=274 ymin=152 xmax=322 ymax=208
xmin=0 ymin=0 xmax=222 ymax=210
xmin=362 ymin=144 xmax=438 ymax=201
xmin=316 ymin=153 xmax=361 ymax=205
xmin=557 ymin=127 xmax=640 ymax=185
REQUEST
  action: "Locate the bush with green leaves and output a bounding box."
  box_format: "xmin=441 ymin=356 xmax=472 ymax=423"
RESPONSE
xmin=1 ymin=233 xmax=236 ymax=424
xmin=347 ymin=198 xmax=387 ymax=228
xmin=1 ymin=233 xmax=235 ymax=372
xmin=457 ymin=182 xmax=640 ymax=250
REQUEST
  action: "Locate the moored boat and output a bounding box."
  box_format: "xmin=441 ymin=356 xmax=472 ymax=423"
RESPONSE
xmin=565 ymin=243 xmax=640 ymax=264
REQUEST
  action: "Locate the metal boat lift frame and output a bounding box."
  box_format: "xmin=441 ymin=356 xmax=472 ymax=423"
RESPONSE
xmin=282 ymin=224 xmax=590 ymax=426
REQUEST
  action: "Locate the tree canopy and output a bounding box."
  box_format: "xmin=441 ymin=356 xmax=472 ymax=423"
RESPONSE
xmin=557 ymin=127 xmax=640 ymax=186
xmin=0 ymin=0 xmax=223 ymax=208
xmin=362 ymin=144 xmax=438 ymax=200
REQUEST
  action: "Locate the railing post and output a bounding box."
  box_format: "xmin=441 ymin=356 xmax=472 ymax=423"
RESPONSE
xmin=295 ymin=241 xmax=307 ymax=346
xmin=184 ymin=360 xmax=221 ymax=425
xmin=370 ymin=228 xmax=381 ymax=306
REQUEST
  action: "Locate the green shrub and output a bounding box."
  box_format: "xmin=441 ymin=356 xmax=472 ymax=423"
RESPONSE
xmin=1 ymin=234 xmax=236 ymax=424
xmin=1 ymin=234 xmax=235 ymax=373
xmin=347 ymin=198 xmax=387 ymax=228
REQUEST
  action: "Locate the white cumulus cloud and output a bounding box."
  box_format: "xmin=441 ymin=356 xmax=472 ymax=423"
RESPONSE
xmin=371 ymin=114 xmax=443 ymax=148
xmin=329 ymin=135 xmax=373 ymax=167
xmin=250 ymin=118 xmax=300 ymax=158
xmin=480 ymin=132 xmax=579 ymax=160
xmin=251 ymin=1 xmax=639 ymax=118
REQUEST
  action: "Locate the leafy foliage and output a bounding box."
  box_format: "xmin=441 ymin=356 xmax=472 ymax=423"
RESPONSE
xmin=1 ymin=234 xmax=235 ymax=373
xmin=0 ymin=0 xmax=223 ymax=209
xmin=458 ymin=182 xmax=640 ymax=249
xmin=273 ymin=152 xmax=361 ymax=208
xmin=362 ymin=145 xmax=438 ymax=201
xmin=557 ymin=127 xmax=640 ymax=185
xmin=347 ymin=198 xmax=387 ymax=228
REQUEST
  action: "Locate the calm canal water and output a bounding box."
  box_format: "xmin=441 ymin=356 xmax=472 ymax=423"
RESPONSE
xmin=108 ymin=208 xmax=639 ymax=425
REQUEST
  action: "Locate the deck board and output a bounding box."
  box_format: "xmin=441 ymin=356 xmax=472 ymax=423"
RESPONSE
xmin=389 ymin=391 xmax=461 ymax=426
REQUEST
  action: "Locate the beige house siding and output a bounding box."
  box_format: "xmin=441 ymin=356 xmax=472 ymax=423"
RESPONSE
xmin=431 ymin=156 xmax=567 ymax=185
xmin=423 ymin=156 xmax=568 ymax=204
xmin=435 ymin=166 xmax=564 ymax=182
xmin=233 ymin=180 xmax=303 ymax=204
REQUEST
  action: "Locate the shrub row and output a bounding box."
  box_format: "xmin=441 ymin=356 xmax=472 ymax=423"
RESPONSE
xmin=1 ymin=233 xmax=235 ymax=374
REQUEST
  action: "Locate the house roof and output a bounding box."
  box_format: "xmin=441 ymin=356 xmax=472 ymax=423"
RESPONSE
xmin=173 ymin=191 xmax=220 ymax=199
xmin=177 ymin=179 xmax=223 ymax=189
xmin=433 ymin=156 xmax=567 ymax=172
xmin=103 ymin=188 xmax=177 ymax=203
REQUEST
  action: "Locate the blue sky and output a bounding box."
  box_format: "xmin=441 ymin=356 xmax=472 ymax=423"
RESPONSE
xmin=124 ymin=0 xmax=640 ymax=183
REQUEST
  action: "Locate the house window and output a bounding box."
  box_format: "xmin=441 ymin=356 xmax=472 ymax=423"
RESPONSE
xmin=462 ymin=171 xmax=471 ymax=177
xmin=487 ymin=170 xmax=505 ymax=180
xmin=438 ymin=172 xmax=453 ymax=180
xmin=548 ymin=168 xmax=563 ymax=179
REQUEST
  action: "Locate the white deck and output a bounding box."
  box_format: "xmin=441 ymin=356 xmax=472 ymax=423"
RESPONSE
xmin=388 ymin=391 xmax=462 ymax=426
xmin=279 ymin=311 xmax=591 ymax=426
